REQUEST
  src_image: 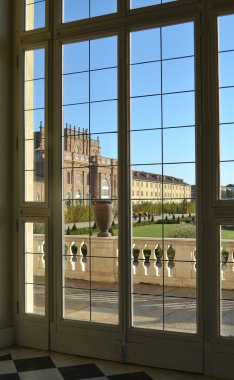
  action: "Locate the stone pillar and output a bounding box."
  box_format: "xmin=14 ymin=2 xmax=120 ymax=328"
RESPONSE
xmin=0 ymin=0 xmax=13 ymax=348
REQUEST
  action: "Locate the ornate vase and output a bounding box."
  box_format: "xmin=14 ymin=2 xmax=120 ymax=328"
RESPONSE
xmin=93 ymin=200 xmax=114 ymax=237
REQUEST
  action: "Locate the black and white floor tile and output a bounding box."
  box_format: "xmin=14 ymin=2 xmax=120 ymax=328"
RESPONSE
xmin=0 ymin=347 xmax=224 ymax=380
xmin=0 ymin=351 xmax=152 ymax=380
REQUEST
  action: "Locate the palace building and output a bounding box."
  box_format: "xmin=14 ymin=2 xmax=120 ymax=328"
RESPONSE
xmin=34 ymin=124 xmax=191 ymax=204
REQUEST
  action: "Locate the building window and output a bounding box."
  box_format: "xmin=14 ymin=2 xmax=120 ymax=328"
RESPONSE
xmin=101 ymin=179 xmax=110 ymax=199
xmin=67 ymin=171 xmax=71 ymax=184
xmin=65 ymin=192 xmax=71 ymax=207
xmin=75 ymin=189 xmax=82 ymax=205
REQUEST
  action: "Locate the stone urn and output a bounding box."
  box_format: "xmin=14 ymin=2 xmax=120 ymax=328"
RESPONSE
xmin=93 ymin=200 xmax=114 ymax=237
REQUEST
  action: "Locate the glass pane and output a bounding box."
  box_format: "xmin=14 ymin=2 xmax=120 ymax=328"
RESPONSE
xmin=131 ymin=62 xmax=161 ymax=97
xmin=131 ymin=0 xmax=177 ymax=10
xmin=63 ymin=72 xmax=89 ymax=105
xmin=218 ymin=15 xmax=234 ymax=199
xmin=162 ymin=22 xmax=194 ymax=60
xmin=24 ymin=49 xmax=46 ymax=202
xmin=130 ymin=22 xmax=196 ymax=333
xmin=220 ymin=226 xmax=234 ymax=336
xmin=62 ymin=36 xmax=118 ymax=324
xmin=130 ymin=28 xmax=160 ymax=64
xmin=63 ymin=0 xmax=117 ymax=23
xmin=131 ymin=129 xmax=162 ymax=165
xmin=163 ymin=127 xmax=195 ymax=163
xmin=24 ymin=222 xmax=46 ymax=316
xmin=131 ymin=96 xmax=161 ymax=131
xmin=163 ymin=92 xmax=195 ymax=128
xmin=25 ymin=0 xmax=46 ymax=31
xmin=91 ymin=68 xmax=117 ymax=101
xmin=162 ymin=57 xmax=194 ymax=93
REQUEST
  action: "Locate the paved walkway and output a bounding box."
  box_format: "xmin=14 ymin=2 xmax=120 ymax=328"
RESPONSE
xmin=33 ymin=279 xmax=234 ymax=336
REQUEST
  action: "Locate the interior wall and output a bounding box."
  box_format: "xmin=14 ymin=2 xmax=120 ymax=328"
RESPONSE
xmin=0 ymin=0 xmax=14 ymax=347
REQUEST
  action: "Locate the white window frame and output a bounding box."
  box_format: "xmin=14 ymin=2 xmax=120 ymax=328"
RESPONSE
xmin=14 ymin=1 xmax=234 ymax=379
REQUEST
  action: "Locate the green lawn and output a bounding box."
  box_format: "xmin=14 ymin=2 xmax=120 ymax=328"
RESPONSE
xmin=111 ymin=224 xmax=187 ymax=238
xmin=119 ymin=224 xmax=233 ymax=239
xmin=132 ymin=224 xmax=177 ymax=238
xmin=221 ymin=229 xmax=234 ymax=240
xmin=74 ymin=223 xmax=234 ymax=239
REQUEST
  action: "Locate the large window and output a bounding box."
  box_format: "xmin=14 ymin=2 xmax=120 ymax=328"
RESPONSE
xmin=218 ymin=14 xmax=234 ymax=200
xmin=24 ymin=222 xmax=46 ymax=315
xmin=16 ymin=1 xmax=234 ymax=377
xmin=62 ymin=35 xmax=118 ymax=323
xmin=130 ymin=0 xmax=177 ymax=9
xmin=62 ymin=0 xmax=117 ymax=23
xmin=130 ymin=22 xmax=196 ymax=333
xmin=25 ymin=0 xmax=46 ymax=30
xmin=24 ymin=48 xmax=46 ymax=203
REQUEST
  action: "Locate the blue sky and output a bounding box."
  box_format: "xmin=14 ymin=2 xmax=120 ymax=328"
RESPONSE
xmin=26 ymin=4 xmax=234 ymax=188
xmin=26 ymin=0 xmax=178 ymax=28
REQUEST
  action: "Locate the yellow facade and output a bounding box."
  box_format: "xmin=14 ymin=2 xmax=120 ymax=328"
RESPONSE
xmin=131 ymin=173 xmax=191 ymax=204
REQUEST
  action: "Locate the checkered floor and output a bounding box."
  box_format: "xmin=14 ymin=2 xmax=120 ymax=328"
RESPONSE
xmin=0 ymin=347 xmax=224 ymax=380
xmin=0 ymin=352 xmax=152 ymax=380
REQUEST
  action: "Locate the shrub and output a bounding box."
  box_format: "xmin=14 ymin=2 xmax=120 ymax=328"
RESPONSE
xmin=65 ymin=205 xmax=94 ymax=223
xmin=109 ymin=227 xmax=115 ymax=236
xmin=169 ymin=224 xmax=196 ymax=238
xmin=72 ymin=223 xmax=77 ymax=231
xmin=33 ymin=223 xmax=45 ymax=234
xmin=156 ymin=219 xmax=180 ymax=225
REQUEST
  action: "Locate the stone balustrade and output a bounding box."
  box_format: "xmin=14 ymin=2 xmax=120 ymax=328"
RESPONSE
xmin=32 ymin=235 xmax=234 ymax=289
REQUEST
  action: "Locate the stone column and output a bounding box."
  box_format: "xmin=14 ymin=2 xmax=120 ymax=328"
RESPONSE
xmin=0 ymin=0 xmax=13 ymax=348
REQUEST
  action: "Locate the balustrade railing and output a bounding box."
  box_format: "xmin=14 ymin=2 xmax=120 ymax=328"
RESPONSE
xmin=32 ymin=235 xmax=234 ymax=289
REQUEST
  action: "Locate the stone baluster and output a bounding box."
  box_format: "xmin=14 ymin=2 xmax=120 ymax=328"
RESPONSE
xmin=231 ymin=251 xmax=234 ymax=273
xmin=132 ymin=244 xmax=140 ymax=275
xmin=40 ymin=240 xmax=45 ymax=269
xmin=143 ymin=244 xmax=151 ymax=276
xmin=166 ymin=244 xmax=175 ymax=278
xmin=192 ymin=248 xmax=196 ymax=275
xmin=63 ymin=243 xmax=70 ymax=272
xmin=116 ymin=247 xmax=118 ymax=270
xmin=80 ymin=242 xmax=88 ymax=272
xmin=221 ymin=247 xmax=229 ymax=281
xmin=136 ymin=243 xmax=145 ymax=277
xmin=70 ymin=242 xmax=78 ymax=271
xmin=64 ymin=244 xmax=68 ymax=262
xmin=154 ymin=244 xmax=163 ymax=277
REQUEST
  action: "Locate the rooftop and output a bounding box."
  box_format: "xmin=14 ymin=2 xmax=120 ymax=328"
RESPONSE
xmin=133 ymin=171 xmax=189 ymax=186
